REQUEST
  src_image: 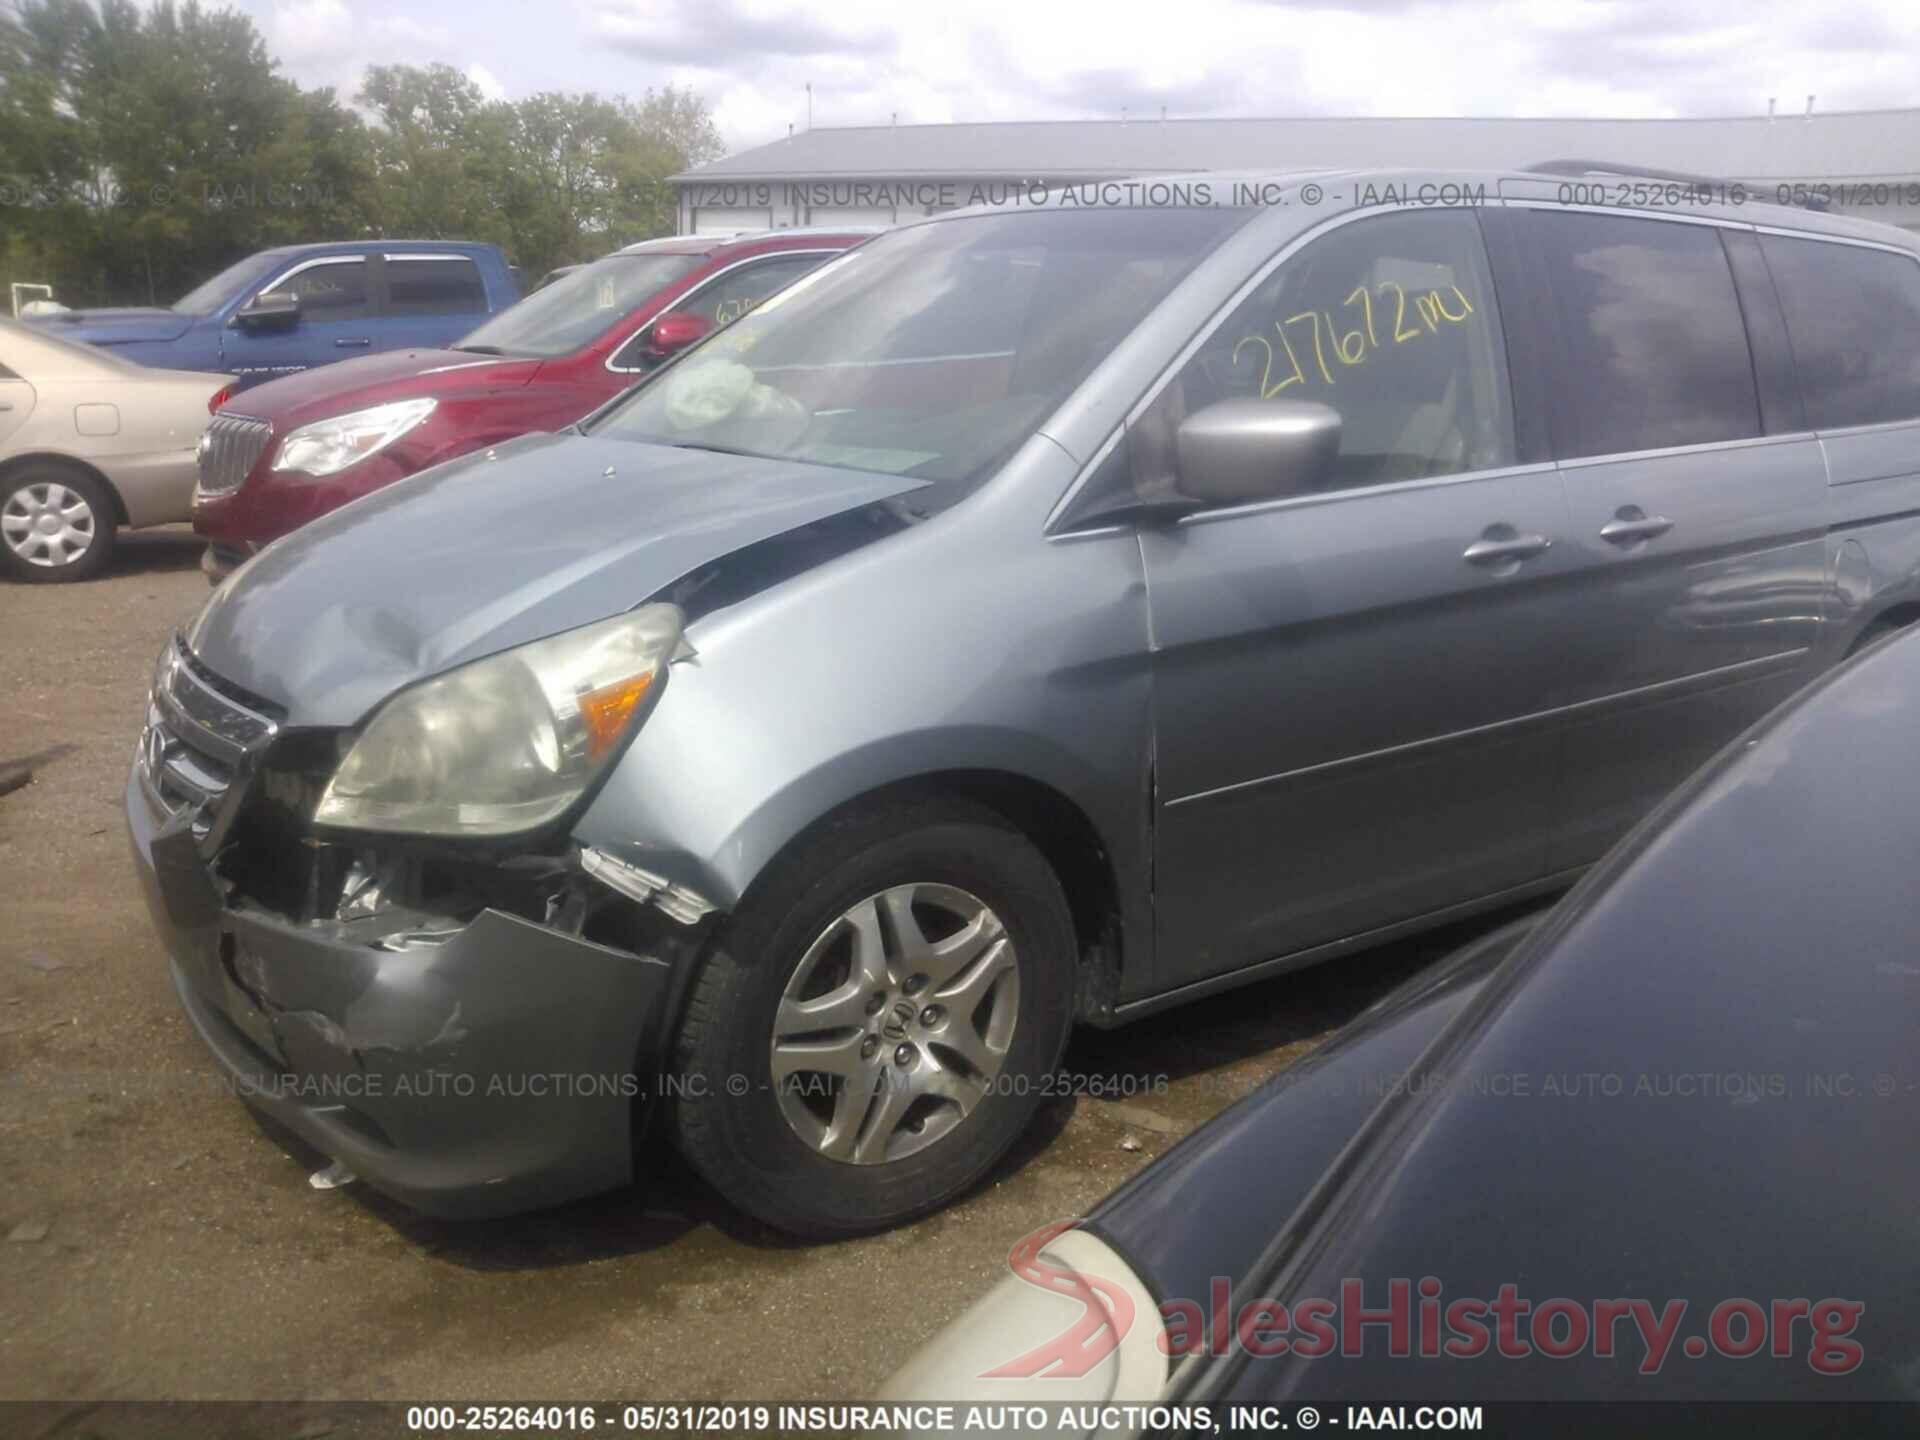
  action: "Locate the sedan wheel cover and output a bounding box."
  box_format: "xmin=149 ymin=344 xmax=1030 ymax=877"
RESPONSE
xmin=2 ymin=482 xmax=97 ymax=567
xmin=770 ymin=882 xmax=1021 ymax=1166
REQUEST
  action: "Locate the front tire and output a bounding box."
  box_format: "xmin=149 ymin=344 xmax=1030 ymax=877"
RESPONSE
xmin=671 ymin=798 xmax=1076 ymax=1238
xmin=0 ymin=465 xmax=116 ymax=582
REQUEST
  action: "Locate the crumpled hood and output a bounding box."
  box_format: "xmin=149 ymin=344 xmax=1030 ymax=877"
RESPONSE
xmin=187 ymin=431 xmax=924 ymax=727
xmin=30 ymin=307 xmax=195 ymax=345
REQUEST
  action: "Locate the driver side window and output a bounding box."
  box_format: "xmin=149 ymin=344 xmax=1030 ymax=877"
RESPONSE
xmin=696 ymin=254 xmax=829 ymax=328
xmin=611 ymin=255 xmax=832 ymax=371
xmin=1133 ymin=209 xmax=1515 ymax=500
xmin=256 ymin=259 xmax=371 ymax=321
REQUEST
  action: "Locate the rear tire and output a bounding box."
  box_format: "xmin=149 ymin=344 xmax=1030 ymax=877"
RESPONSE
xmin=671 ymin=797 xmax=1076 ymax=1238
xmin=0 ymin=464 xmax=116 ymax=582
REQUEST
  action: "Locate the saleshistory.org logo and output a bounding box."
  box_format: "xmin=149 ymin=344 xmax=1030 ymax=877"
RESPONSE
xmin=983 ymin=1222 xmax=1866 ymax=1379
xmin=983 ymin=1222 xmax=1139 ymax=1379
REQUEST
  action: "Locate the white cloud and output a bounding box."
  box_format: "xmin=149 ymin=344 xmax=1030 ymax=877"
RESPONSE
xmin=267 ymin=0 xmax=357 ymax=67
xmin=583 ymin=0 xmax=1920 ymax=150
xmin=222 ymin=0 xmax=1920 ymax=153
xmin=241 ymin=0 xmax=495 ymax=105
xmin=371 ymin=15 xmax=456 ymax=51
xmin=466 ymin=63 xmax=507 ymax=102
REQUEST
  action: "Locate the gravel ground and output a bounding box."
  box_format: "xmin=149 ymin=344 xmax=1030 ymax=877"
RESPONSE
xmin=0 ymin=526 xmax=1523 ymax=1423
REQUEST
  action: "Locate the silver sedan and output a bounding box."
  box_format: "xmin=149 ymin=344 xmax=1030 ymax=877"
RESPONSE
xmin=1 ymin=318 xmax=231 ymax=582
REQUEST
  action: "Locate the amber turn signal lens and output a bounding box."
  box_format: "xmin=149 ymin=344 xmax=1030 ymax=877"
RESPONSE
xmin=577 ymin=671 xmax=656 ymax=760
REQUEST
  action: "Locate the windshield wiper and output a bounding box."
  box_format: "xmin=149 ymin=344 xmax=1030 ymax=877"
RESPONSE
xmin=455 ymin=344 xmax=514 ymax=356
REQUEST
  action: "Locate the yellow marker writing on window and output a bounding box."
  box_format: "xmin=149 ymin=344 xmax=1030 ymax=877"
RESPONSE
xmin=1230 ymin=284 xmax=1477 ymax=395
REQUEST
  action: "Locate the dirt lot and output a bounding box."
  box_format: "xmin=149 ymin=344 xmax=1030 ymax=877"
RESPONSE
xmin=0 ymin=527 xmax=1524 ymax=1416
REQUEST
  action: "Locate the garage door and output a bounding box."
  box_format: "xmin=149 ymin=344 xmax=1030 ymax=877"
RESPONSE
xmin=692 ymin=207 xmax=776 ymax=235
xmin=802 ymin=206 xmax=898 ymax=229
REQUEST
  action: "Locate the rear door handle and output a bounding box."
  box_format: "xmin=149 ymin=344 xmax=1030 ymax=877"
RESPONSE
xmin=1600 ymin=509 xmax=1674 ymax=545
xmin=0 ymin=402 xmax=12 ymax=411
xmin=1463 ymin=532 xmax=1553 ymax=566
xmin=334 ymin=337 xmax=372 ymax=348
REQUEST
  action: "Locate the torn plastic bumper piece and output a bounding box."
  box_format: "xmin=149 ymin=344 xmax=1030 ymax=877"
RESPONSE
xmin=126 ymin=762 xmax=675 ymax=1219
xmin=579 ymin=845 xmax=716 ymax=926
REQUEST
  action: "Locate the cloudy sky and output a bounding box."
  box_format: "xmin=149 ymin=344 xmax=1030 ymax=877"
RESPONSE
xmin=231 ymin=0 xmax=1920 ymax=157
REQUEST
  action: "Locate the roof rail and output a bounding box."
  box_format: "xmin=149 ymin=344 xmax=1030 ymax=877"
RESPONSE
xmin=1524 ymin=158 xmax=1829 ymax=211
xmin=715 ymin=224 xmax=889 ymax=240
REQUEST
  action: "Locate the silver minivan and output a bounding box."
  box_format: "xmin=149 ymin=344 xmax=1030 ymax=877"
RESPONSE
xmin=127 ymin=169 xmax=1920 ymax=1236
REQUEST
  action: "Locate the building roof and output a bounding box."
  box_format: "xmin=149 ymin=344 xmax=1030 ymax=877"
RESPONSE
xmin=675 ymin=109 xmax=1920 ymax=184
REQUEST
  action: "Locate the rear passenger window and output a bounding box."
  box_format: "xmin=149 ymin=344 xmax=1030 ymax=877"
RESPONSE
xmin=1532 ymin=213 xmax=1760 ymax=458
xmin=1761 ymin=236 xmax=1920 ymax=429
xmin=385 ymin=257 xmax=487 ymax=316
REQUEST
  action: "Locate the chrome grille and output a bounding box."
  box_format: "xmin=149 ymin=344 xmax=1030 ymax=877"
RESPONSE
xmin=139 ymin=636 xmax=279 ymax=849
xmin=195 ymin=413 xmax=274 ymax=496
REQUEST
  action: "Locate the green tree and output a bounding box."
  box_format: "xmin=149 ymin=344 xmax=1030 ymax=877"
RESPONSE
xmin=0 ymin=0 xmax=371 ymax=307
xmin=357 ymin=69 xmax=730 ymax=279
xmin=611 ymin=87 xmax=725 ymax=241
xmin=1 ymin=3 xmax=730 ymax=309
xmin=357 ymin=61 xmax=511 ymax=244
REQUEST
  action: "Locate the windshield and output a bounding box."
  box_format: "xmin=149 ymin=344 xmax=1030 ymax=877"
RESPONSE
xmin=172 ymin=252 xmax=283 ymax=314
xmin=589 ymin=208 xmax=1252 ymax=490
xmin=457 ymin=252 xmax=704 ymax=357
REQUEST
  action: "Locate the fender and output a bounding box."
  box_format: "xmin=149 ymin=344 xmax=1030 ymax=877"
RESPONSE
xmin=570 ymin=437 xmax=1162 ymax=998
xmin=577 ymin=719 xmax=1151 ymax=974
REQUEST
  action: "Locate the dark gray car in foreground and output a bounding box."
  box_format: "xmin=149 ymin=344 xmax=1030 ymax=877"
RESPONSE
xmin=127 ymin=168 xmax=1920 ymax=1236
xmin=884 ymin=625 xmax=1920 ymax=1425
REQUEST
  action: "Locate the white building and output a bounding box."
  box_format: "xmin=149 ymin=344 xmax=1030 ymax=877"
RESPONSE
xmin=671 ymin=108 xmax=1920 ymax=234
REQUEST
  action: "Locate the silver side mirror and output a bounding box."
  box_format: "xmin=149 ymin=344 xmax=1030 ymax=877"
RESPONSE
xmin=1176 ymin=399 xmax=1341 ymax=507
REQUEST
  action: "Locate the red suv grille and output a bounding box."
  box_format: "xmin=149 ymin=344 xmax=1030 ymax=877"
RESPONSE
xmin=196 ymin=414 xmax=274 ymax=496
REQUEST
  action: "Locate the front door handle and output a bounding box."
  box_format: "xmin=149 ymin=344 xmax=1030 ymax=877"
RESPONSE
xmin=334 ymin=337 xmax=372 ymax=348
xmin=1600 ymin=508 xmax=1674 ymax=546
xmin=1463 ymin=531 xmax=1553 ymax=566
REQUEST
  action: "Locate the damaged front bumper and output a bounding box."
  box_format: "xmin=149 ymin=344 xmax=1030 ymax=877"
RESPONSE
xmin=126 ymin=752 xmax=681 ymax=1220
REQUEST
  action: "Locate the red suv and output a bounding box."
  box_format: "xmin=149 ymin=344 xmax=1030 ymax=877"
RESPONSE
xmin=191 ymin=228 xmax=872 ymax=579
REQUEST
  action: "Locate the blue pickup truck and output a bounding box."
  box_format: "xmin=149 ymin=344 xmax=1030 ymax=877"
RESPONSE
xmin=28 ymin=240 xmax=520 ymax=389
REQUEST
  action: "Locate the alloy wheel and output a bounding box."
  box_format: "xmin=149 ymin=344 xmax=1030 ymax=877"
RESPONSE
xmin=770 ymin=882 xmax=1021 ymax=1165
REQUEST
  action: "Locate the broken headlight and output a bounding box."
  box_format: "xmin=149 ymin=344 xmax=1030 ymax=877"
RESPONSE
xmin=314 ymin=605 xmax=684 ymax=838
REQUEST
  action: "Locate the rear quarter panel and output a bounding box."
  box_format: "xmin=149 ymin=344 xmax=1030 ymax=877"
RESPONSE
xmin=14 ymin=373 xmax=221 ymax=526
xmin=1822 ymin=418 xmax=1920 ymax=651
